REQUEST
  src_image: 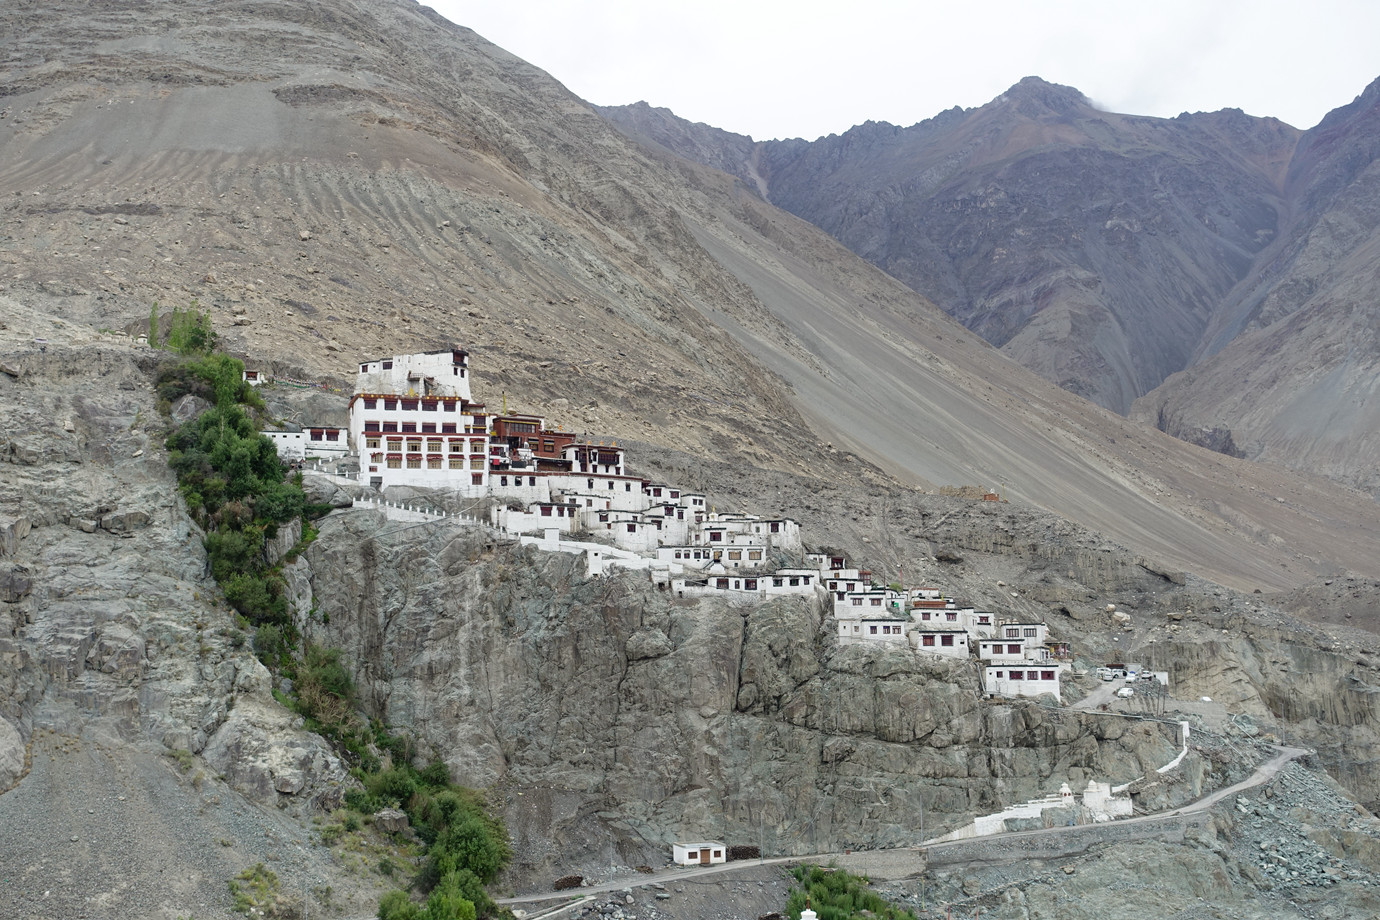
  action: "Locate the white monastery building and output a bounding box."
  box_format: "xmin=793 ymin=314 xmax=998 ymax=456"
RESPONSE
xmin=263 ymin=348 xmax=1076 ymax=702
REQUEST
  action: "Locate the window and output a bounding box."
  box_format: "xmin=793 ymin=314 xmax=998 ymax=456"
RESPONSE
xmin=1008 ymin=644 xmax=1021 ymax=654
xmin=716 ymin=578 xmax=729 ymax=589
xmin=422 ymin=399 xmax=438 ymax=412
xmin=625 ymin=483 xmax=632 ymax=491
xmin=470 ymin=458 xmax=484 ymax=469
xmin=1006 ymin=627 xmax=1020 ymax=638
xmin=407 ymin=440 xmax=422 ymax=453
xmin=500 ymin=476 xmax=508 ymax=486
xmin=870 ymin=598 xmax=882 ymax=607
xmin=310 ymin=430 xmax=323 ymax=441
xmin=1042 ymin=671 xmax=1055 ymax=681
xmin=709 ymin=532 xmax=722 ymax=542
xmin=401 ymin=399 xmax=417 ymax=411
xmin=941 ymin=635 xmax=955 ymax=647
xmin=428 ymin=457 xmax=441 ymax=469
xmin=774 ymin=578 xmax=784 ymax=587
xmin=365 ymin=420 xmax=380 ymax=432
xmin=922 ymin=635 xmax=935 ymax=647
xmin=472 ymin=473 xmax=483 ymax=485
xmin=444 ymin=402 xmax=456 ymax=412
xmin=422 ymin=423 xmax=436 ymax=434
xmin=946 ymin=611 xmax=957 ymax=621
xmin=789 ymin=577 xmax=800 ymax=586
xmin=770 ymin=522 xmax=780 ymax=533
xmin=1009 ymin=671 xmax=1023 ymax=681
xmin=449 ymin=442 xmax=463 ymax=453
xmin=402 ymin=422 xmax=416 ymax=433
xmin=387 ymin=456 xmax=401 ymax=469
xmin=995 ymin=671 xmax=1004 ymax=679
xmin=626 ymin=523 xmax=636 ymax=533
xmin=384 ymin=398 xmax=397 ymax=410
xmin=745 ymin=579 xmax=757 ymax=590
xmin=427 ymin=440 xmax=442 ymax=452
xmin=1025 ymin=627 xmax=1038 ymax=638
xmin=749 ymin=551 xmax=762 ymax=560
xmin=869 ymin=625 xmax=878 ymax=634
xmin=449 ymin=458 xmax=464 ymax=469
xmin=541 ymin=506 xmax=552 ymax=517
xmin=529 ymin=476 xmax=536 ymax=486
xmin=361 ymin=398 xmax=376 ymax=411
xmin=382 ymin=360 xmax=392 ymax=370
xmin=406 ymin=456 xmax=421 ymax=469
xmin=851 ymin=597 xmax=861 ymax=606
xmin=326 ymin=430 xmax=339 ymax=441
xmin=382 ymin=422 xmax=398 ymax=433
xmin=366 ymin=438 xmax=380 ymax=449
xmin=607 ymin=481 xmax=614 ymax=489
xmin=728 ymin=551 xmax=741 ymax=561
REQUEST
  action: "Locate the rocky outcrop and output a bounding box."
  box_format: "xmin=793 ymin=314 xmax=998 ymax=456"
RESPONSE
xmin=0 ymin=343 xmax=348 ymax=811
xmin=296 ymin=512 xmax=1189 ymax=874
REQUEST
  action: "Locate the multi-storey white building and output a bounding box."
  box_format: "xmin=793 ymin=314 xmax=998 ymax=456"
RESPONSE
xmin=348 ymin=349 xmax=491 ymax=492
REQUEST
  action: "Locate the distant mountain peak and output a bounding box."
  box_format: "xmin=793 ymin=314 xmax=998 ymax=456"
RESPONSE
xmin=999 ymin=76 xmax=1090 ymax=115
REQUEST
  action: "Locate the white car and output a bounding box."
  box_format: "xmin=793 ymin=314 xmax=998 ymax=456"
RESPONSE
xmin=1115 ymin=687 xmax=1135 ymax=699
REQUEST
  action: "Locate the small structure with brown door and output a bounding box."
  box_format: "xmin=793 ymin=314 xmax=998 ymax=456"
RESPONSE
xmin=672 ymin=842 xmax=726 ymax=867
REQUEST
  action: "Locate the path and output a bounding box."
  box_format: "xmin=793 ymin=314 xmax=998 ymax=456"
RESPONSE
xmin=499 ymin=745 xmax=1308 ymax=905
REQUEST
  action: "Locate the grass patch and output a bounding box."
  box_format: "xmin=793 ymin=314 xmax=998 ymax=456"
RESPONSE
xmin=785 ymin=865 xmax=917 ymax=920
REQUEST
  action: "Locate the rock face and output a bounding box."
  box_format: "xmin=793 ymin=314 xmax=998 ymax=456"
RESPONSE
xmin=295 ymin=512 xmax=1209 ymax=875
xmin=0 ymin=341 xmax=347 ymax=812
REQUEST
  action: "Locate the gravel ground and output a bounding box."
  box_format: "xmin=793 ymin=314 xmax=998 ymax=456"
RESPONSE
xmin=0 ymin=728 xmax=382 ymax=920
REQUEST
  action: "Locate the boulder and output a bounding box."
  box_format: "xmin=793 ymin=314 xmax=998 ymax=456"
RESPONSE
xmin=0 ymin=515 xmax=31 ymax=557
xmin=0 ymin=563 xmax=32 ymax=603
xmin=301 ymin=473 xmax=353 ymax=509
xmin=100 ymin=510 xmax=150 ymax=533
xmin=0 ymin=717 xmax=25 ymax=791
xmin=375 ymin=807 xmax=410 ymax=834
xmin=169 ymin=394 xmax=212 ymax=425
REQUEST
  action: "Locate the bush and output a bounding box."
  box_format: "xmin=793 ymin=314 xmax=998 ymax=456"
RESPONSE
xmin=553 ymin=875 xmax=583 ymax=891
xmin=727 ymin=844 xmax=761 ymax=861
xmin=785 ymin=865 xmax=915 ymax=920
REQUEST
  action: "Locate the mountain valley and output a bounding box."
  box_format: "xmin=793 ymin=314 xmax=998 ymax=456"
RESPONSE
xmin=3 ymin=3 xmax=1380 ymax=919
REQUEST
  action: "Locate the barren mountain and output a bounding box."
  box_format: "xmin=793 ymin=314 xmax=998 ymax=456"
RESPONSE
xmin=8 ymin=4 xmax=1380 ymax=919
xmin=601 ymin=79 xmax=1302 ymax=414
xmin=2 ymin=0 xmax=1379 ymax=595
xmin=1131 ymin=77 xmax=1380 ymax=497
xmin=601 ymin=76 xmax=1380 ymax=497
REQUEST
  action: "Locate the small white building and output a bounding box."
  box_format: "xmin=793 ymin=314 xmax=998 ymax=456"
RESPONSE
xmin=838 ymin=618 xmax=909 ymax=645
xmin=984 ymin=663 xmax=1070 ymax=702
xmin=672 ymin=842 xmax=726 ymax=866
xmin=242 ymin=368 xmax=267 ymax=386
xmin=910 ymin=627 xmax=970 ymax=658
xmin=997 ymin=622 xmax=1049 ymax=644
xmin=978 ymin=638 xmax=1032 ymax=664
xmin=262 ymin=426 xmax=349 ymax=461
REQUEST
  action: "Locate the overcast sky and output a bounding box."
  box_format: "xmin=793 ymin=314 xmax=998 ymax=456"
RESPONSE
xmin=427 ymin=0 xmax=1379 ymax=141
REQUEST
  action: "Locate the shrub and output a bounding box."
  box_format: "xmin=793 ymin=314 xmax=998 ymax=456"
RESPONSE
xmin=553 ymin=875 xmax=583 ymax=891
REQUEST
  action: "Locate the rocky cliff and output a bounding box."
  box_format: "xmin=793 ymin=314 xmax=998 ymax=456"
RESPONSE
xmin=291 ymin=510 xmax=1193 ymax=875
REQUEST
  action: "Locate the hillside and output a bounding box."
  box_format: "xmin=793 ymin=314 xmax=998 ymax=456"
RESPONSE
xmin=2 ymin=1 xmax=1379 ymax=595
xmin=601 ymin=76 xmax=1380 ymax=496
xmin=1131 ymin=77 xmax=1380 ymax=498
xmin=7 ymin=3 xmax=1380 ymax=919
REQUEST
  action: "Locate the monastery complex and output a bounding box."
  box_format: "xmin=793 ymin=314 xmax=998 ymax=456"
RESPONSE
xmin=263 ymin=349 xmax=1073 ymax=702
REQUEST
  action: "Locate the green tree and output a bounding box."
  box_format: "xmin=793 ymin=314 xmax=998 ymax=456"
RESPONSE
xmin=148 ymin=303 xmax=160 ymax=348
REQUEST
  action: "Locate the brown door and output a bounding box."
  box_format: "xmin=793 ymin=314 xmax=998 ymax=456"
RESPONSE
xmin=699 ymin=848 xmax=711 ymax=865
